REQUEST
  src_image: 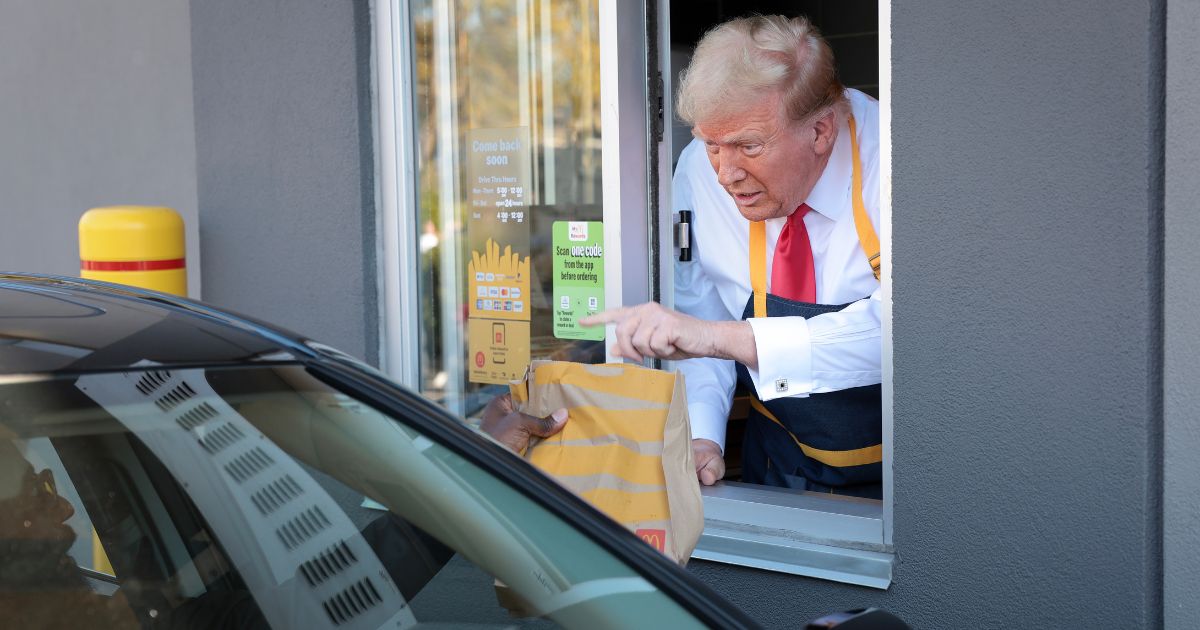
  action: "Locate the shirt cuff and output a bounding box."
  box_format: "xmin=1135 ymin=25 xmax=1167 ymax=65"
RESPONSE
xmin=746 ymin=315 xmax=813 ymax=401
xmin=688 ymin=400 xmax=730 ymax=453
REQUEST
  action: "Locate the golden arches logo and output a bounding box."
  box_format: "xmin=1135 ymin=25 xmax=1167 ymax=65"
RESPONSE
xmin=635 ymin=528 xmax=666 ymax=553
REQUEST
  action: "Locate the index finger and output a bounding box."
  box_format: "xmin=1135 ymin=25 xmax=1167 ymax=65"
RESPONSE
xmin=579 ymin=307 xmax=630 ymax=327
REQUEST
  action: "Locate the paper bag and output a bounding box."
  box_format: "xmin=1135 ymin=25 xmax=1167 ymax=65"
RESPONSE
xmin=510 ymin=360 xmax=703 ymax=564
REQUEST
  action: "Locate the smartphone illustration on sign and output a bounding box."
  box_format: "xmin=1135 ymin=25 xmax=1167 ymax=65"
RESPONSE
xmin=491 ymin=323 xmax=506 ymax=365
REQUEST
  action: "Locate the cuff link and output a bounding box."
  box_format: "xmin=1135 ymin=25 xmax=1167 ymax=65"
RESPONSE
xmin=774 ymin=378 xmax=789 ymax=393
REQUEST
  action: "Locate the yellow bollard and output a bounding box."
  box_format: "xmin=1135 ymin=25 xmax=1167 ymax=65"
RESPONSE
xmin=79 ymin=206 xmax=187 ymax=573
xmin=79 ymin=206 xmax=187 ymax=297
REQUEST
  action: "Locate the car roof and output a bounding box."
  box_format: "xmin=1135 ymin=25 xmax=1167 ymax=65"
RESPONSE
xmin=0 ymin=273 xmax=316 ymax=375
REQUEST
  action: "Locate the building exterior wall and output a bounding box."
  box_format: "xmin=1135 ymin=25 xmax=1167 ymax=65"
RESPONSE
xmin=690 ymin=1 xmax=1166 ymax=627
xmin=0 ymin=0 xmax=201 ymax=297
xmin=189 ymin=0 xmax=378 ymax=363
xmin=182 ymin=0 xmax=1177 ymax=627
xmin=1164 ymin=0 xmax=1199 ymax=626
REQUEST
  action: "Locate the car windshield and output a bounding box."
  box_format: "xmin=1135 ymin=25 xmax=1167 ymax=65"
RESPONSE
xmin=0 ymin=364 xmax=700 ymax=629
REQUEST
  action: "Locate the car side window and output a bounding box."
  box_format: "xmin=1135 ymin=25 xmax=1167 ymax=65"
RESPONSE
xmin=0 ymin=368 xmax=703 ymax=629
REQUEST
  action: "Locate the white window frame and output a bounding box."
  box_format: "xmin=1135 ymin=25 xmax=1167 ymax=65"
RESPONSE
xmin=374 ymin=0 xmax=895 ymax=589
xmin=655 ymin=0 xmax=894 ymax=589
xmin=599 ymin=0 xmax=653 ymax=336
xmin=375 ymin=0 xmax=420 ymax=389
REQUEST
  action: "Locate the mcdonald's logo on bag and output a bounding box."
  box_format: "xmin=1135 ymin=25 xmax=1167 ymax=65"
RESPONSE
xmin=635 ymin=528 xmax=666 ymax=553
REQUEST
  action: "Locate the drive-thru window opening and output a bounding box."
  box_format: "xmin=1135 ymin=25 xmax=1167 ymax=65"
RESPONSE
xmin=670 ymin=0 xmax=879 ymax=477
xmin=662 ymin=1 xmax=890 ymax=588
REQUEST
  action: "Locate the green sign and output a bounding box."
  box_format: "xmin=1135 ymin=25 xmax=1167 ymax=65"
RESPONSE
xmin=552 ymin=221 xmax=605 ymax=340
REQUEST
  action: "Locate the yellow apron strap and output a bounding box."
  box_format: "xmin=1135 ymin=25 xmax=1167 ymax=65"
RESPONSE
xmin=848 ymin=114 xmax=881 ymax=281
xmin=749 ymin=220 xmax=768 ymax=318
xmin=749 ymin=397 xmax=882 ymax=468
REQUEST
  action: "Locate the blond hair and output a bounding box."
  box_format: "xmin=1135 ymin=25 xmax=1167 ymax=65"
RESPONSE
xmin=676 ymin=15 xmax=845 ymax=126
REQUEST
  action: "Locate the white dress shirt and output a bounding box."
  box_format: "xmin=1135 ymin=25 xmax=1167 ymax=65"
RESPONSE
xmin=673 ymin=88 xmax=882 ymax=452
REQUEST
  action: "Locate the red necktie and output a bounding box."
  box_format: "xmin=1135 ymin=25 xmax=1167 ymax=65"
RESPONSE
xmin=771 ymin=204 xmax=816 ymax=303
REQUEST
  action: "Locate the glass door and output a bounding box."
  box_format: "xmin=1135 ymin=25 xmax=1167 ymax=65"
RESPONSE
xmin=378 ymin=0 xmax=655 ymax=416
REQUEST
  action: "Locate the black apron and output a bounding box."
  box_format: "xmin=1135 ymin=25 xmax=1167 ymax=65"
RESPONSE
xmin=735 ymin=292 xmax=883 ymax=497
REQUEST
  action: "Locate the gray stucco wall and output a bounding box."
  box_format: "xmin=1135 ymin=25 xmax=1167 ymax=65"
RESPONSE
xmin=0 ymin=0 xmax=201 ymax=298
xmin=189 ymin=0 xmax=378 ymax=363
xmin=1164 ymin=0 xmax=1199 ymax=626
xmin=690 ymin=1 xmax=1166 ymax=627
xmin=182 ymin=0 xmax=1174 ymax=627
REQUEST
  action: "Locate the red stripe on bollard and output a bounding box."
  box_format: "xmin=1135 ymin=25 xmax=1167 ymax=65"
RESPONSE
xmin=80 ymin=258 xmax=186 ymax=271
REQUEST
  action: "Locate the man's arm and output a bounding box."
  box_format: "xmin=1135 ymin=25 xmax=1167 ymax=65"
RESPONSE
xmin=584 ymin=287 xmax=881 ymax=396
xmin=579 ymin=304 xmax=757 ymax=367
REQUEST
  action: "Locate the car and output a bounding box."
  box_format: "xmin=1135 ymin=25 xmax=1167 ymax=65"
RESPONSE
xmin=0 ymin=272 xmax=764 ymax=629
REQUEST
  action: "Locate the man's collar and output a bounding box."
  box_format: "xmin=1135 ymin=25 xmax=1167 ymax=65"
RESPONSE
xmin=803 ymin=118 xmax=852 ymax=221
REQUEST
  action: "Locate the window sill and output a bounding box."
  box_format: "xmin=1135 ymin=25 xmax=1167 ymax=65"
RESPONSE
xmin=691 ymin=481 xmax=893 ymax=589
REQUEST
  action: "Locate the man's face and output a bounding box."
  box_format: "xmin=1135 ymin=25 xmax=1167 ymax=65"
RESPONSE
xmin=693 ymin=92 xmax=834 ymax=222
